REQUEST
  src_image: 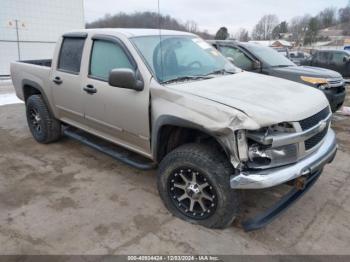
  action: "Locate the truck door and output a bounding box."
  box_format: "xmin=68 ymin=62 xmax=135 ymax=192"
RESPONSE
xmin=316 ymin=51 xmax=331 ymax=70
xmin=218 ymin=45 xmax=255 ymax=71
xmin=51 ymin=35 xmax=86 ymax=122
xmin=82 ymin=36 xmax=151 ymax=155
xmin=329 ymin=51 xmax=350 ymax=77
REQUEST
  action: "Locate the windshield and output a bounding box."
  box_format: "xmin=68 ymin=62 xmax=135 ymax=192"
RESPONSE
xmin=245 ymin=44 xmax=295 ymax=67
xmin=131 ymin=35 xmax=238 ymax=83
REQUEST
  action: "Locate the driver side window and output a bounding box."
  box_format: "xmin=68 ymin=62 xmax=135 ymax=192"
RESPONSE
xmin=89 ymin=40 xmax=134 ymax=81
xmin=219 ymin=46 xmax=254 ymax=70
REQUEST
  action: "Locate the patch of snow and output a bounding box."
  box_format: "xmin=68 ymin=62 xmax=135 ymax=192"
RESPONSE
xmin=0 ymin=93 xmax=23 ymax=106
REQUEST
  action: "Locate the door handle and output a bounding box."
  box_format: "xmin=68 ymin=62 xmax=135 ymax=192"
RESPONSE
xmin=52 ymin=76 xmax=63 ymax=85
xmin=83 ymin=84 xmax=97 ymax=94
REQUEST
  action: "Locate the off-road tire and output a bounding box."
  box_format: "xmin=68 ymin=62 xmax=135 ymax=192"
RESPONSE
xmin=157 ymin=143 xmax=240 ymax=229
xmin=26 ymin=95 xmax=62 ymax=143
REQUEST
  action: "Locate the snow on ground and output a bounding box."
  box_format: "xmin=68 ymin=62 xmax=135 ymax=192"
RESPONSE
xmin=0 ymin=93 xmax=23 ymax=106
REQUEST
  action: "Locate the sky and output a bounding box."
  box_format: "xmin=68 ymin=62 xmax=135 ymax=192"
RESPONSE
xmin=84 ymin=0 xmax=349 ymax=34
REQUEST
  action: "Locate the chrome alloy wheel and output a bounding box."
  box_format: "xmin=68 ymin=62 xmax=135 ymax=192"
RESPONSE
xmin=168 ymin=167 xmax=218 ymax=219
xmin=29 ymin=108 xmax=42 ymax=133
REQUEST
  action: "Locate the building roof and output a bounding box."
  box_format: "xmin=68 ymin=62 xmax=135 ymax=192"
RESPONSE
xmin=248 ymin=40 xmax=293 ymax=47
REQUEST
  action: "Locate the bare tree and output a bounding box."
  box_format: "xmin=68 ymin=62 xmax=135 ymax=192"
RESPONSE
xmin=185 ymin=20 xmax=198 ymax=33
xmin=318 ymin=7 xmax=337 ymax=28
xmin=252 ymin=14 xmax=279 ymax=40
xmin=235 ymin=28 xmax=249 ymax=41
xmin=289 ymin=15 xmax=311 ymax=45
xmin=339 ymin=2 xmax=350 ymax=23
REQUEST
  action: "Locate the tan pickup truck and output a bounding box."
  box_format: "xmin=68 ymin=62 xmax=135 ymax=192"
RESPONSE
xmin=11 ymin=29 xmax=337 ymax=230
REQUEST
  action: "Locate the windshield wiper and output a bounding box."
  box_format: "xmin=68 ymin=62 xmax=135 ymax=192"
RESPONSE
xmin=271 ymin=65 xmax=292 ymax=68
xmin=204 ymin=69 xmax=235 ymax=76
xmin=161 ymin=75 xmax=212 ymax=85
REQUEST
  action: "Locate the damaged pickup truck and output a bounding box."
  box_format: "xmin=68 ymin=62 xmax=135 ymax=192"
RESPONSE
xmin=11 ymin=29 xmax=337 ymax=230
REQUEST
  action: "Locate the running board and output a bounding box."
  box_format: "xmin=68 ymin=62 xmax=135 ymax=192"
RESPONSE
xmin=242 ymin=169 xmax=322 ymax=231
xmin=63 ymin=127 xmax=157 ymax=170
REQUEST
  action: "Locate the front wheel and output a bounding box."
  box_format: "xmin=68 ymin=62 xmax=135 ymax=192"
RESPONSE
xmin=157 ymin=143 xmax=240 ymax=229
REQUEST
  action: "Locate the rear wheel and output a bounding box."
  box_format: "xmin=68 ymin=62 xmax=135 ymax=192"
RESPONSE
xmin=157 ymin=143 xmax=240 ymax=229
xmin=26 ymin=95 xmax=62 ymax=143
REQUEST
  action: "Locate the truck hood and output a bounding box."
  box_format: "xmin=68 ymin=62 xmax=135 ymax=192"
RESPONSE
xmin=168 ymin=71 xmax=329 ymax=126
xmin=269 ymin=65 xmax=342 ymax=79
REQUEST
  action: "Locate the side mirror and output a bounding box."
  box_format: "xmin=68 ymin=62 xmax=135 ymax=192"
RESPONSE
xmin=108 ymin=68 xmax=144 ymax=91
xmin=343 ymin=56 xmax=350 ymax=63
xmin=253 ymin=60 xmax=262 ymax=70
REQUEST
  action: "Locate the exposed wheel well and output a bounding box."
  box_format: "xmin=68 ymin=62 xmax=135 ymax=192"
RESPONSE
xmin=23 ymin=85 xmax=41 ymax=102
xmin=156 ymin=125 xmax=228 ymax=162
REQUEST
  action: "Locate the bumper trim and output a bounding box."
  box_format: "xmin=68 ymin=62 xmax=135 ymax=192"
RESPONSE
xmin=230 ymin=129 xmax=337 ymax=189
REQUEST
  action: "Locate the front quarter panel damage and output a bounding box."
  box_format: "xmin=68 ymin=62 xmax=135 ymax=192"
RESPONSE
xmin=150 ymin=80 xmax=260 ymax=168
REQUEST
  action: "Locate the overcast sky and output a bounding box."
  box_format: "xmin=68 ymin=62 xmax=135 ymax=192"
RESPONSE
xmin=84 ymin=0 xmax=349 ymax=34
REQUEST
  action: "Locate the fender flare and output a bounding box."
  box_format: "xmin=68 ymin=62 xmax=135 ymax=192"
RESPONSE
xmin=22 ymin=79 xmax=55 ymax=116
xmin=152 ymin=115 xmax=231 ymax=162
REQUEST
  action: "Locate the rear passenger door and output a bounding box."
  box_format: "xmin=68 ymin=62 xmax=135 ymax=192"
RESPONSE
xmin=315 ymin=51 xmax=331 ymax=69
xmin=51 ymin=34 xmax=86 ymax=123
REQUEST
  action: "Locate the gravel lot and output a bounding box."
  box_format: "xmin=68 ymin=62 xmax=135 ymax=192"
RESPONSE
xmin=0 ymin=84 xmax=349 ymax=255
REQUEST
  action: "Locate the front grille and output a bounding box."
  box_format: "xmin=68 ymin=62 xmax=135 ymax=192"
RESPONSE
xmin=328 ymin=78 xmax=343 ymax=86
xmin=304 ymin=123 xmax=329 ymax=150
xmin=299 ymin=107 xmax=330 ymax=131
xmin=299 ymin=107 xmax=330 ymax=151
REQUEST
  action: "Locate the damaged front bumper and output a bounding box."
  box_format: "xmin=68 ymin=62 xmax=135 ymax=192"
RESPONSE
xmin=230 ymin=129 xmax=337 ymax=189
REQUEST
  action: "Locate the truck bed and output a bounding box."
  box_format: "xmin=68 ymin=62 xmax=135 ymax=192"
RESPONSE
xmin=10 ymin=60 xmax=52 ymax=102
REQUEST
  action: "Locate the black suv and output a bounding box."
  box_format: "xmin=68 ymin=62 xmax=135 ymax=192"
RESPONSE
xmin=301 ymin=49 xmax=350 ymax=78
xmin=209 ymin=40 xmax=346 ymax=112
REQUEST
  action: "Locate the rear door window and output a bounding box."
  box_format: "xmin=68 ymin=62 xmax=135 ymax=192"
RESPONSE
xmin=316 ymin=52 xmax=330 ymax=63
xmin=331 ymin=52 xmax=348 ymax=65
xmin=58 ymin=38 xmax=85 ymax=74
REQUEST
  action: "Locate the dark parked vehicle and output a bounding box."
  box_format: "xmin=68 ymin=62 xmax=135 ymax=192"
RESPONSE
xmin=301 ymin=49 xmax=350 ymax=79
xmin=288 ymin=51 xmax=311 ymax=65
xmin=209 ymin=40 xmax=346 ymax=112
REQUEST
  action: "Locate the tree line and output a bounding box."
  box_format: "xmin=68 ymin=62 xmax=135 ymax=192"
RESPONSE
xmin=86 ymin=11 xmax=214 ymax=39
xmin=231 ymin=1 xmax=350 ymax=44
xmin=86 ymin=2 xmax=350 ymax=45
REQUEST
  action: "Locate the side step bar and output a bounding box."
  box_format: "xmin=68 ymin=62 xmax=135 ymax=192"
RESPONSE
xmin=63 ymin=127 xmax=157 ymax=170
xmin=242 ymin=169 xmax=322 ymax=231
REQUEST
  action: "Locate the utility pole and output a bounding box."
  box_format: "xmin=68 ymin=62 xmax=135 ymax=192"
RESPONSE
xmin=14 ymin=19 xmax=21 ymax=60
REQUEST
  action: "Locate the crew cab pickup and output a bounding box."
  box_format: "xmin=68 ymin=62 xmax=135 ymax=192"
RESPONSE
xmin=209 ymin=40 xmax=346 ymax=112
xmin=11 ymin=29 xmax=337 ymax=230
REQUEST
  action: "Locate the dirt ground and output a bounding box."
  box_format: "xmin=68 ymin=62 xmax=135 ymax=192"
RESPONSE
xmin=0 ymin=85 xmax=349 ymax=255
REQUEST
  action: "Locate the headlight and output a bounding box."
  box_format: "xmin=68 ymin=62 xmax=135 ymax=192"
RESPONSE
xmin=300 ymin=76 xmax=329 ymax=86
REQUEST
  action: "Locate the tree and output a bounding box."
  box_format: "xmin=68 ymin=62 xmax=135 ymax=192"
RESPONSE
xmin=304 ymin=17 xmax=320 ymax=45
xmin=289 ymin=15 xmax=311 ymax=45
xmin=319 ymin=7 xmax=337 ymax=28
xmin=252 ymin=14 xmax=279 ymax=40
xmin=235 ymin=28 xmax=249 ymax=41
xmin=215 ymin=27 xmax=229 ymax=40
xmin=272 ymin=21 xmax=288 ymax=39
xmin=339 ymin=3 xmax=350 ymax=23
xmin=185 ymin=20 xmax=198 ymax=33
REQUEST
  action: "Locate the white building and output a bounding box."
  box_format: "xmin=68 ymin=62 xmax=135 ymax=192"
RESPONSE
xmin=0 ymin=0 xmax=84 ymax=76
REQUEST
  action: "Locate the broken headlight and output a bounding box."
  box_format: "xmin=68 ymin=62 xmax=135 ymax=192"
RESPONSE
xmin=240 ymin=123 xmax=299 ymax=169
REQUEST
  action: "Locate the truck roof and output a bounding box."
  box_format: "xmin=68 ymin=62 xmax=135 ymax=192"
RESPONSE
xmin=65 ymin=28 xmax=195 ymax=38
